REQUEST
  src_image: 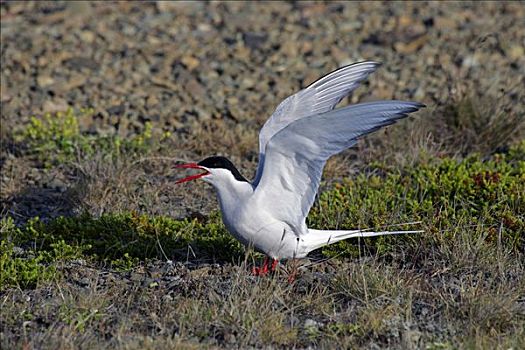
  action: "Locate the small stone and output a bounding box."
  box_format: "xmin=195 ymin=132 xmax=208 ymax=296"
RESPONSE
xmin=79 ymin=30 xmax=95 ymax=43
xmin=435 ymin=16 xmax=457 ymax=30
xmin=107 ymin=104 xmax=126 ymax=116
xmin=227 ymin=96 xmax=239 ymax=106
xmin=156 ymin=1 xmax=180 ymax=12
xmin=462 ymin=54 xmax=479 ymax=69
xmin=65 ymin=75 xmax=87 ymax=90
xmin=48 ymin=178 xmax=67 ymax=192
xmin=146 ymin=95 xmax=159 ymax=108
xmin=37 ymin=75 xmax=54 ymax=87
xmin=301 ymin=3 xmax=326 ymax=17
xmin=193 ymin=106 xmax=211 ymax=120
xmin=43 ymin=98 xmax=69 ymax=113
xmin=66 ymin=1 xmax=92 ymax=17
xmin=224 ymin=332 xmax=236 ymax=344
xmin=414 ymin=86 xmax=426 ymax=100
xmin=242 ymin=32 xmax=268 ymax=50
xmin=394 ymin=34 xmax=428 ymax=54
xmin=64 ymin=57 xmax=99 ymax=71
xmin=186 ymin=79 xmax=205 ymax=97
xmin=241 ymin=77 xmax=255 ymax=89
xmin=197 ymin=23 xmax=212 ymax=32
xmin=301 ymin=41 xmax=313 ymax=54
xmin=0 ymin=90 xmax=12 ymax=102
xmin=181 ymin=55 xmax=200 ymax=71
xmin=507 ymin=45 xmax=524 ymax=61
xmin=398 ymin=15 xmax=413 ymax=27
xmin=304 ymin=318 xmax=321 ymax=329
xmin=78 ymin=277 xmax=90 ymax=287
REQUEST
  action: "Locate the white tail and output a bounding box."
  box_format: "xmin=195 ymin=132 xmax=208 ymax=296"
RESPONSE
xmin=304 ymin=228 xmax=423 ymax=254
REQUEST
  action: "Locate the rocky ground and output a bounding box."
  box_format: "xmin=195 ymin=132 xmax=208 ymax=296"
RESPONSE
xmin=1 ymin=1 xmax=524 ymax=349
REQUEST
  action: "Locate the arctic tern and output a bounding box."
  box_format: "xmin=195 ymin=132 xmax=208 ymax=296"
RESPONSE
xmin=176 ymin=61 xmax=424 ymax=275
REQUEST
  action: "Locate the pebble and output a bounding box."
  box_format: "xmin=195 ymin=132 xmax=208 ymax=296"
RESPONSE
xmin=304 ymin=318 xmax=322 ymax=329
xmin=36 ymin=75 xmax=54 ymax=87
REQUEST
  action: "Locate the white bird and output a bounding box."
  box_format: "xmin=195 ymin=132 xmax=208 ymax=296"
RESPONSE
xmin=176 ymin=61 xmax=424 ymax=275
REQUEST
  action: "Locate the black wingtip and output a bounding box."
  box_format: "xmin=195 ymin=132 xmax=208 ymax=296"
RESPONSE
xmin=410 ymin=102 xmax=426 ymax=109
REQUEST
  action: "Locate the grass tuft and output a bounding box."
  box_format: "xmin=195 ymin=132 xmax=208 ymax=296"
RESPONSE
xmin=315 ymin=141 xmax=525 ymax=258
xmin=0 ymin=212 xmax=244 ymax=289
xmin=15 ymin=108 xmax=170 ymax=167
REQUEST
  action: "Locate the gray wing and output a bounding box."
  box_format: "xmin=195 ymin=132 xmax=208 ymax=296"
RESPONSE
xmin=251 ymin=101 xmax=425 ymax=235
xmin=253 ymin=61 xmax=381 ymax=186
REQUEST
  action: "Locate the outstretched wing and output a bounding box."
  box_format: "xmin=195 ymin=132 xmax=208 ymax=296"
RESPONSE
xmin=253 ymin=61 xmax=381 ymax=186
xmin=251 ymin=101 xmax=425 ymax=235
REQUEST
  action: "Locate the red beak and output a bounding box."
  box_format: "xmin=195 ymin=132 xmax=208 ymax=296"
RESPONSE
xmin=174 ymin=163 xmax=210 ymax=184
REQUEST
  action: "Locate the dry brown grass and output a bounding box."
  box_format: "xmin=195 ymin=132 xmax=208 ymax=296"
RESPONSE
xmin=2 ymin=221 xmax=523 ymax=349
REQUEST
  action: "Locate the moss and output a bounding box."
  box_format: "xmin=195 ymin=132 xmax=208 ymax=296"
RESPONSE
xmin=16 ymin=109 xmax=168 ymax=166
xmin=0 ymin=239 xmax=56 ymax=289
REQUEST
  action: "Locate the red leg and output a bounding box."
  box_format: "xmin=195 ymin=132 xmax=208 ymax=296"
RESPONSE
xmin=252 ymin=258 xmax=281 ymax=277
xmin=252 ymin=257 xmax=269 ymax=276
xmin=270 ymin=259 xmax=279 ymax=271
xmin=261 ymin=257 xmax=269 ymax=274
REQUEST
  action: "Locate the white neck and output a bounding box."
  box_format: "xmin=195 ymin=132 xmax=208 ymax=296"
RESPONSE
xmin=215 ymin=180 xmax=253 ymax=215
xmin=204 ymin=168 xmax=253 ymax=216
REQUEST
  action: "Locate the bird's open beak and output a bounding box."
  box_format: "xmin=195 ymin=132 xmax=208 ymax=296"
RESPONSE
xmin=174 ymin=163 xmax=210 ymax=184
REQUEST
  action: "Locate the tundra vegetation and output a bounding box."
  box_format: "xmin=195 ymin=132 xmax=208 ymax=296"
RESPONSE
xmin=1 ymin=103 xmax=523 ymax=349
xmin=1 ymin=2 xmax=524 ymax=349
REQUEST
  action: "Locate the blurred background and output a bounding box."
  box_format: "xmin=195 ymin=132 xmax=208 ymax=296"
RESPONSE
xmin=1 ymin=1 xmax=524 ymax=221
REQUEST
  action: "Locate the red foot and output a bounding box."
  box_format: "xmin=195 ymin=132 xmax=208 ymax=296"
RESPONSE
xmin=252 ymin=257 xmax=279 ymax=276
xmin=287 ymin=270 xmax=297 ymax=283
xmin=271 ymin=258 xmax=278 ymax=271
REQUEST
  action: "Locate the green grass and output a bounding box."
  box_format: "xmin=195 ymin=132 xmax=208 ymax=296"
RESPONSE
xmin=0 ymin=238 xmax=57 ymax=289
xmin=2 ymin=142 xmax=523 ymax=290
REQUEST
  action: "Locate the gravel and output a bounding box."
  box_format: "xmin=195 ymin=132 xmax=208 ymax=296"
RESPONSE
xmin=2 ymin=1 xmax=523 ymax=137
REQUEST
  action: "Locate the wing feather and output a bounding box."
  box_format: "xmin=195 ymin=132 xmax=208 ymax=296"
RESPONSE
xmin=251 ymin=101 xmax=425 ymax=235
xmin=253 ymin=61 xmax=381 ymax=186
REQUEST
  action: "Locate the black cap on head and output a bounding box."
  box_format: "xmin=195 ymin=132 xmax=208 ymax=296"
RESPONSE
xmin=198 ymin=156 xmax=249 ymax=183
